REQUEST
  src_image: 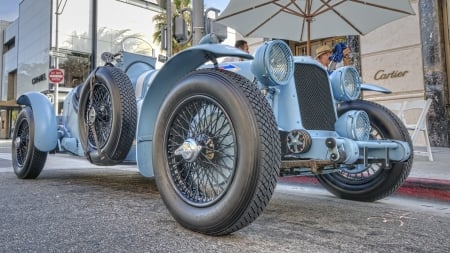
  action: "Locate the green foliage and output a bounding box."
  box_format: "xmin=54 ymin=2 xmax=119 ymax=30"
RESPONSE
xmin=153 ymin=0 xmax=192 ymax=53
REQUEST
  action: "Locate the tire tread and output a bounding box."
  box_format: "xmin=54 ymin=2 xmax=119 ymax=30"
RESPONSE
xmin=208 ymin=69 xmax=281 ymax=235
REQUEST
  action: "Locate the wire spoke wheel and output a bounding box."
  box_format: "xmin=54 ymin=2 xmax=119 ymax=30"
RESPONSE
xmin=153 ymin=69 xmax=280 ymax=235
xmin=78 ymin=67 xmax=137 ymax=165
xmin=12 ymin=107 xmax=47 ymax=179
xmin=332 ymin=124 xmax=386 ymax=184
xmin=85 ymin=82 xmax=113 ymax=149
xmin=15 ymin=119 xmax=29 ymax=167
xmin=167 ymin=97 xmax=236 ymax=207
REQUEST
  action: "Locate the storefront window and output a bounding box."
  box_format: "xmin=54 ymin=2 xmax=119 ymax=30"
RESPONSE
xmin=53 ymin=0 xmax=91 ymax=88
xmin=58 ymin=51 xmax=90 ymax=88
xmin=97 ymin=0 xmax=160 ymax=66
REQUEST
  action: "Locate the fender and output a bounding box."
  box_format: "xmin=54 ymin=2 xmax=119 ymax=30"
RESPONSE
xmin=361 ymin=83 xmax=392 ymax=94
xmin=16 ymin=92 xmax=58 ymax=152
xmin=136 ymin=44 xmax=253 ymax=177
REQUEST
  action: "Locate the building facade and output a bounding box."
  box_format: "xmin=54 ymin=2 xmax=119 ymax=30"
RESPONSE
xmin=361 ymin=0 xmax=449 ymax=147
xmin=1 ymin=0 xmax=162 ymax=138
xmin=2 ymin=0 xmax=450 ymax=147
xmin=287 ymin=0 xmax=449 ymax=147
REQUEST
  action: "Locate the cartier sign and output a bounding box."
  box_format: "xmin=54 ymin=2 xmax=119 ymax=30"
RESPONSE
xmin=374 ymin=70 xmax=409 ymax=80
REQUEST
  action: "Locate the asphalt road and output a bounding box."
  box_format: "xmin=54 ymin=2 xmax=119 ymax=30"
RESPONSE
xmin=1 ymin=157 xmax=449 ymax=252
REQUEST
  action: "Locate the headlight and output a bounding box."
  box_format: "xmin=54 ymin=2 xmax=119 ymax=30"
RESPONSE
xmin=335 ymin=110 xmax=370 ymax=141
xmin=251 ymin=40 xmax=294 ymax=86
xmin=329 ymin=66 xmax=361 ymax=102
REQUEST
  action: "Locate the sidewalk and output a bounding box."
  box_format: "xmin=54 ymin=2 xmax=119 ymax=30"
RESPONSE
xmin=397 ymin=147 xmax=450 ymax=201
xmin=279 ymin=147 xmax=450 ymax=202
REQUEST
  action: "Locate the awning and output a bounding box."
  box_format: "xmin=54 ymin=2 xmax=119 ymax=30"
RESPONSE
xmin=0 ymin=100 xmax=21 ymax=109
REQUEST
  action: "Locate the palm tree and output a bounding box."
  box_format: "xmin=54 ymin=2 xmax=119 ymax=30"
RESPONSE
xmin=153 ymin=0 xmax=192 ymax=54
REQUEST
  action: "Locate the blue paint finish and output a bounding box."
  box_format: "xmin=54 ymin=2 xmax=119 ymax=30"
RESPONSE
xmin=361 ymin=83 xmax=392 ymax=94
xmin=136 ymin=44 xmax=250 ymax=177
xmin=16 ymin=92 xmax=58 ymax=152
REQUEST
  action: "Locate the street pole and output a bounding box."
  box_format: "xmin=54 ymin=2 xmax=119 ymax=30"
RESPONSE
xmin=53 ymin=0 xmax=68 ymax=115
xmin=91 ymin=0 xmax=97 ymax=71
xmin=54 ymin=1 xmax=60 ymax=115
xmin=192 ymin=0 xmax=204 ymax=45
xmin=166 ymin=0 xmax=173 ymax=57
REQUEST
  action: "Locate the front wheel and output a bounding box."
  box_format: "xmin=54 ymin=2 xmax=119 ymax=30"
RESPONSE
xmin=12 ymin=107 xmax=47 ymax=179
xmin=317 ymin=100 xmax=413 ymax=202
xmin=153 ymin=69 xmax=280 ymax=235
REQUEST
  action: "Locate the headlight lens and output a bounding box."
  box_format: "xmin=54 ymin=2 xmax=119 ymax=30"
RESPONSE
xmin=335 ymin=110 xmax=370 ymax=141
xmin=330 ymin=66 xmax=361 ymax=102
xmin=251 ymin=40 xmax=294 ymax=86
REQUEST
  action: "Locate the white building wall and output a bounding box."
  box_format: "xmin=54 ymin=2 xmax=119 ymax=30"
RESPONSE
xmin=360 ymin=0 xmax=423 ymax=102
xmin=360 ymin=1 xmax=428 ymax=145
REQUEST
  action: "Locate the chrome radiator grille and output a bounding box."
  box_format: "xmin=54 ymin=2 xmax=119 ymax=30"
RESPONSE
xmin=294 ymin=63 xmax=336 ymax=131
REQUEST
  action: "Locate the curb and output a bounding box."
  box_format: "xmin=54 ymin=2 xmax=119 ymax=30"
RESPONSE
xmin=278 ymin=176 xmax=450 ymax=202
xmin=395 ymin=178 xmax=450 ymax=202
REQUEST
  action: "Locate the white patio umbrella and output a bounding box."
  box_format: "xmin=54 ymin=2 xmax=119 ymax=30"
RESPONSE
xmin=216 ymin=0 xmax=415 ymax=55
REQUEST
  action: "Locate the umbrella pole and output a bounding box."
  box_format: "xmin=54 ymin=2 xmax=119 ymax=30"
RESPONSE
xmin=306 ymin=0 xmax=312 ymax=56
xmin=307 ymin=18 xmax=311 ymax=56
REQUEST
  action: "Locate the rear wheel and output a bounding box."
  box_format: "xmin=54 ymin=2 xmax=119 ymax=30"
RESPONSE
xmin=78 ymin=67 xmax=137 ymax=165
xmin=12 ymin=107 xmax=47 ymax=179
xmin=153 ymin=69 xmax=280 ymax=235
xmin=317 ymin=100 xmax=413 ymax=202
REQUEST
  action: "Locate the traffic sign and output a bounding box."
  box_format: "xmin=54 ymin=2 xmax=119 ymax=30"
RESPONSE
xmin=48 ymin=69 xmax=64 ymax=83
xmin=49 ymin=50 xmax=67 ymax=58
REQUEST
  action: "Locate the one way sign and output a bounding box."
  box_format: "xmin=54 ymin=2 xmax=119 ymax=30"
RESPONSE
xmin=48 ymin=69 xmax=65 ymax=83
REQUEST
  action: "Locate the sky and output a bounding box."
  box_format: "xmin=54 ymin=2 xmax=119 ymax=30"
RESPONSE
xmin=204 ymin=0 xmax=230 ymax=12
xmin=0 ymin=0 xmax=22 ymax=21
xmin=0 ymin=0 xmax=229 ymax=22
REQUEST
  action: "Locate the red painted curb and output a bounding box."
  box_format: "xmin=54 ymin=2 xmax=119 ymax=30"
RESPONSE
xmin=278 ymin=176 xmax=450 ymax=202
xmin=396 ymin=177 xmax=450 ymax=201
xmin=278 ymin=176 xmax=320 ymax=185
xmin=402 ymin=177 xmax=450 ymax=189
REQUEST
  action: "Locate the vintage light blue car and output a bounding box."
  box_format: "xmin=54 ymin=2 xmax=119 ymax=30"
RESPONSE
xmin=12 ymin=34 xmax=412 ymax=236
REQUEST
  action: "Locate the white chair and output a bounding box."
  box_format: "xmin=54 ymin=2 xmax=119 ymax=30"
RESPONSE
xmin=401 ymin=99 xmax=434 ymax=161
xmin=383 ymin=101 xmax=404 ymax=119
xmin=383 ymin=99 xmax=434 ymax=161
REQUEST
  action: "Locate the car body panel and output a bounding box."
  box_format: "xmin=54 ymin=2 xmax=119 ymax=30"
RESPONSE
xmin=16 ymin=92 xmax=58 ymax=152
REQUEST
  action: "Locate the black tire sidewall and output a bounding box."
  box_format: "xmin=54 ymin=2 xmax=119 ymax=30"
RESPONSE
xmin=12 ymin=107 xmax=45 ymax=179
xmin=318 ymin=100 xmax=413 ymax=200
xmin=153 ymin=72 xmax=262 ymax=230
xmin=78 ymin=67 xmax=131 ymax=163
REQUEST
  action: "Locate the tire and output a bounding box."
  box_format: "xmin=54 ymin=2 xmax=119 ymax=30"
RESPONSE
xmin=12 ymin=107 xmax=47 ymax=179
xmin=153 ymin=69 xmax=281 ymax=235
xmin=317 ymin=100 xmax=413 ymax=202
xmin=78 ymin=66 xmax=137 ymax=165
